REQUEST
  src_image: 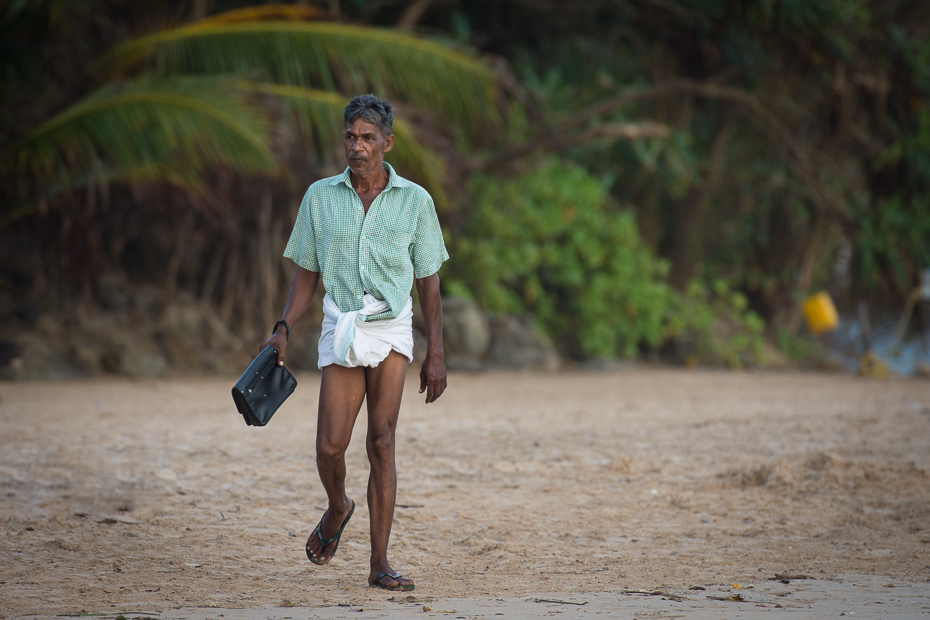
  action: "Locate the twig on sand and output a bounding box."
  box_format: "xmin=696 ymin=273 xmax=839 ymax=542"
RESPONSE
xmin=622 ymin=589 xmax=687 ymax=602
xmin=708 ymin=594 xmax=746 ymax=602
xmin=534 ymin=598 xmax=588 ymax=606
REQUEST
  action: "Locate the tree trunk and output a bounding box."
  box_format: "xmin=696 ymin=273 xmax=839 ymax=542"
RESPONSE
xmin=190 ymin=0 xmax=209 ymax=21
xmin=667 ymin=116 xmax=736 ymax=289
xmin=397 ymin=0 xmax=437 ymax=30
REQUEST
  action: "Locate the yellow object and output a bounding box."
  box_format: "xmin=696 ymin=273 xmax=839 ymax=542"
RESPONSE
xmin=802 ymin=292 xmax=839 ymax=335
xmin=858 ymin=350 xmax=889 ymax=379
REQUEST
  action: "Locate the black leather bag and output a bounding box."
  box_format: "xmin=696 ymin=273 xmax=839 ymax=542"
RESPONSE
xmin=232 ymin=346 xmax=297 ymax=426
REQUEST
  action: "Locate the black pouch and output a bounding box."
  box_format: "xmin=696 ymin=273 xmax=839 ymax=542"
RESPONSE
xmin=231 ymin=346 xmax=297 ymax=426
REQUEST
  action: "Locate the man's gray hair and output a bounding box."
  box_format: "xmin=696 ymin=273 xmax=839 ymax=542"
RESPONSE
xmin=344 ymin=94 xmax=393 ymax=136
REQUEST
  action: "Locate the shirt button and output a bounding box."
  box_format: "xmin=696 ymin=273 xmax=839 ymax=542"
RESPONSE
xmin=361 ymin=234 xmax=366 ymax=240
xmin=360 ymin=265 xmax=365 ymax=270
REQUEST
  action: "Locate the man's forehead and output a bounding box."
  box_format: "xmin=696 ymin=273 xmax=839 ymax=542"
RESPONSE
xmin=343 ymin=119 xmax=383 ymax=135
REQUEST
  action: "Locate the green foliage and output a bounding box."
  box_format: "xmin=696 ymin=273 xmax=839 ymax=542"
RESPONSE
xmin=102 ymin=17 xmax=503 ymax=141
xmin=509 ymin=0 xmax=930 ymax=325
xmin=852 ymin=193 xmax=930 ymax=289
xmin=239 ymin=82 xmax=449 ymax=209
xmin=776 ymin=329 xmax=826 ymax=364
xmin=6 ymin=77 xmax=276 ymax=217
xmin=4 ymin=5 xmax=508 ymax=222
xmin=676 ymin=280 xmax=767 ymax=368
xmin=445 ymin=159 xmax=766 ymax=364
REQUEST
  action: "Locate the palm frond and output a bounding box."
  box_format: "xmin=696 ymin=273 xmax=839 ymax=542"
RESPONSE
xmin=0 ymin=162 xmax=212 ymax=227
xmin=389 ymin=119 xmax=448 ymax=211
xmin=195 ymin=4 xmax=328 ymax=25
xmin=7 ymin=77 xmax=276 ymax=207
xmin=103 ymin=20 xmax=503 ymax=139
xmin=242 ymin=82 xmax=448 ymax=208
xmin=239 ymin=82 xmax=345 ymax=157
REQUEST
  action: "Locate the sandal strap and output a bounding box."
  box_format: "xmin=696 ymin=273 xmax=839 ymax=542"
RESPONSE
xmin=375 ymin=572 xmax=404 ymax=584
xmin=312 ymin=500 xmax=356 ymax=548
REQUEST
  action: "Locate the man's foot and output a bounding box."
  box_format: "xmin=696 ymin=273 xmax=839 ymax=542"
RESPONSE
xmin=306 ymin=499 xmax=355 ymax=565
xmin=368 ymin=570 xmax=415 ymax=591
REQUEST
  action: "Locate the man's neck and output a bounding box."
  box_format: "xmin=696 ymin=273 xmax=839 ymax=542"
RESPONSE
xmin=350 ymin=162 xmax=389 ymax=193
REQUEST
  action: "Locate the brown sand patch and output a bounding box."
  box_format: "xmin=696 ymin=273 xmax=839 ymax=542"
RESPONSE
xmin=0 ymin=369 xmax=928 ymax=616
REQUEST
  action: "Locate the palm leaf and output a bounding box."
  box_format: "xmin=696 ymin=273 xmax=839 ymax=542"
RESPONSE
xmin=6 ymin=77 xmax=276 ymax=208
xmin=243 ymin=82 xmax=448 ymax=209
xmin=239 ymin=82 xmax=345 ymax=158
xmin=102 ymin=19 xmax=503 ymax=140
xmin=195 ymin=4 xmax=329 ymax=24
xmin=0 ymin=162 xmax=219 ymax=227
xmin=389 ymin=119 xmax=448 ymax=211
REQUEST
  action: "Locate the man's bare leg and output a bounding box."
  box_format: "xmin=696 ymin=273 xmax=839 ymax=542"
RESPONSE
xmin=364 ymin=350 xmax=414 ymax=589
xmin=306 ymin=363 xmax=366 ymax=564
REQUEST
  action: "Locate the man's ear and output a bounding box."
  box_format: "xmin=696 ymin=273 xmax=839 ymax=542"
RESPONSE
xmin=383 ymin=133 xmax=395 ymax=153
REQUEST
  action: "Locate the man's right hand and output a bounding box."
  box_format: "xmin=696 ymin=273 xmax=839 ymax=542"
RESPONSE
xmin=259 ymin=267 xmax=320 ymax=368
xmin=259 ymin=327 xmax=288 ymax=366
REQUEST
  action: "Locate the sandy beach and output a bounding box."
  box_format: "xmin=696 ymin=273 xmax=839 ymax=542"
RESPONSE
xmin=2 ymin=369 xmax=929 ymax=618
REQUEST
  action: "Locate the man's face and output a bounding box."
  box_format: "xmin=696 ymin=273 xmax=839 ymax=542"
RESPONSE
xmin=343 ymin=118 xmax=394 ymax=177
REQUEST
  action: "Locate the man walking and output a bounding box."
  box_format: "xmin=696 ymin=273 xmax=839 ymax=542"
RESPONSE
xmin=260 ymin=94 xmax=448 ymax=592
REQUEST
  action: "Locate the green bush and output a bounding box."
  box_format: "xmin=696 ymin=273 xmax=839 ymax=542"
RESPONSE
xmin=444 ymin=159 xmax=766 ymax=364
xmin=676 ymin=279 xmax=767 ymax=368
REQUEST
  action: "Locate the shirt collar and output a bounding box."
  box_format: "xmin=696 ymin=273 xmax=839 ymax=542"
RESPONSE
xmin=330 ymin=162 xmax=410 ymax=190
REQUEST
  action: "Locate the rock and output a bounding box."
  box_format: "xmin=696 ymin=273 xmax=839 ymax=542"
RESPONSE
xmin=15 ymin=334 xmax=80 ymax=380
xmin=98 ymin=272 xmax=131 ymax=312
xmin=0 ymin=355 xmax=23 ymax=380
xmin=411 ymin=327 xmax=428 ymax=366
xmin=100 ymin=335 xmax=166 ymax=377
xmin=445 ymin=352 xmax=483 ymax=371
xmin=285 ymin=325 xmax=322 ymax=371
xmin=0 ymin=340 xmax=20 ymax=368
xmin=34 ymin=314 xmax=63 ymax=339
xmin=914 ymin=362 xmax=930 ymax=379
xmin=132 ymin=285 xmax=165 ymax=316
xmin=441 ymin=297 xmax=491 ymax=359
xmin=486 ymin=315 xmax=559 ymax=370
xmin=411 ymin=296 xmax=490 ymax=370
xmin=157 ymin=328 xmax=200 ymax=369
xmin=70 ymin=342 xmax=105 ymax=373
xmin=159 ymin=297 xmax=245 ymax=374
xmin=0 ymin=340 xmax=23 ymax=381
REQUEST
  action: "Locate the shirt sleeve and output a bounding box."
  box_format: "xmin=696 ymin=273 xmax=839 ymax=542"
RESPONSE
xmin=283 ymin=187 xmax=321 ymax=272
xmin=410 ymin=196 xmax=450 ymax=279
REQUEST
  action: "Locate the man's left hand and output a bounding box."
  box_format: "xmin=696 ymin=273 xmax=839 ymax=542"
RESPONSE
xmin=419 ymin=353 xmax=447 ymax=404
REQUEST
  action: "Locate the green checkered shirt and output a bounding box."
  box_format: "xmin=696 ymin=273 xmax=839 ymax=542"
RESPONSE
xmin=284 ymin=162 xmax=449 ymax=322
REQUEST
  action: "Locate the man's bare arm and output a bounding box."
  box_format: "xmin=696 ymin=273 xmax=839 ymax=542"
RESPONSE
xmin=415 ymin=273 xmax=446 ymax=403
xmin=260 ymin=266 xmax=321 ymax=366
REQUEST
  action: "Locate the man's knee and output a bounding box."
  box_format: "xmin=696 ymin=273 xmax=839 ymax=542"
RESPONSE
xmin=316 ymin=436 xmax=348 ymax=465
xmin=366 ymin=427 xmax=395 ymax=463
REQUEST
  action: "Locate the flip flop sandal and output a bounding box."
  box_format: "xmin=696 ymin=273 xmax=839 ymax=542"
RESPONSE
xmin=369 ymin=572 xmax=415 ymax=591
xmin=306 ymin=499 xmax=355 ymax=565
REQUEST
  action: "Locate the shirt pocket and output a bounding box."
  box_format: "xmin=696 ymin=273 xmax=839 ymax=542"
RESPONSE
xmin=373 ymin=224 xmax=413 ymax=271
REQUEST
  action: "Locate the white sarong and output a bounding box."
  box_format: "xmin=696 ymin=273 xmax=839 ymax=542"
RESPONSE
xmin=317 ymin=293 xmax=414 ymax=369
